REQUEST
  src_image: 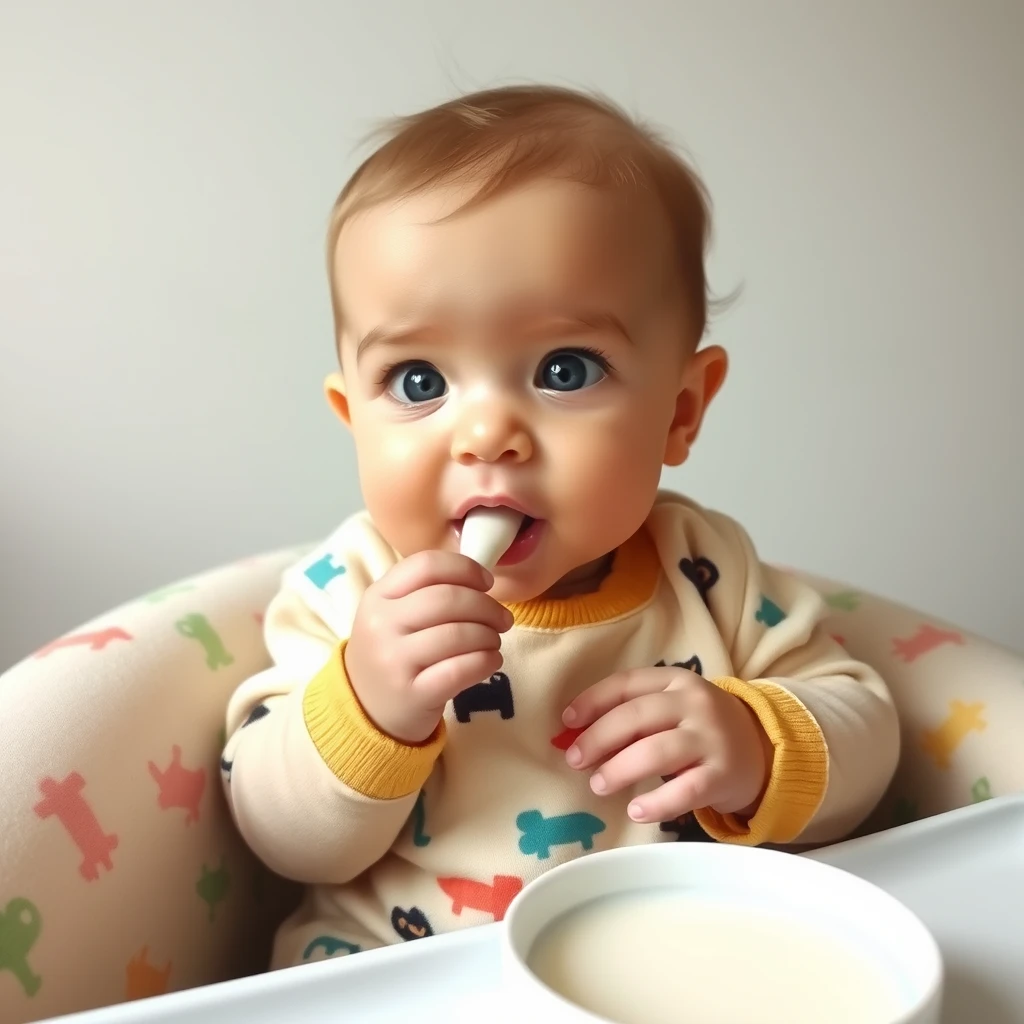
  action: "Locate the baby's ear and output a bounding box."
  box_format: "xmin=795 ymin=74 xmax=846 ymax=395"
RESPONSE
xmin=663 ymin=345 xmax=728 ymax=466
xmin=323 ymin=371 xmax=351 ymax=428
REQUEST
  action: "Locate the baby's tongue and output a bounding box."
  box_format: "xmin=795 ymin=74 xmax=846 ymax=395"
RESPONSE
xmin=459 ymin=507 xmax=524 ymax=569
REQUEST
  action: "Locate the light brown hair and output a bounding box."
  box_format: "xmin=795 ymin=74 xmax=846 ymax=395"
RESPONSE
xmin=326 ymin=85 xmax=718 ymax=347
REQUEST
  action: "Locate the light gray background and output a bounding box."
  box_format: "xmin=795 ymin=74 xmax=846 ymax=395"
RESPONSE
xmin=2 ymin=0 xmax=1022 ymax=671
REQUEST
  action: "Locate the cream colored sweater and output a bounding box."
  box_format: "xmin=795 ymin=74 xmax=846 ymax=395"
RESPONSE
xmin=222 ymin=491 xmax=899 ymax=953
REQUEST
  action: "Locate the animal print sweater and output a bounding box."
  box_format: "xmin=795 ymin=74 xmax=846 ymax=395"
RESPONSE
xmin=221 ymin=491 xmax=898 ymax=966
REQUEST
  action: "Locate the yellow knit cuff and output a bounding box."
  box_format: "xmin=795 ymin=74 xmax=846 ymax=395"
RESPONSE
xmin=302 ymin=643 xmax=446 ymax=800
xmin=694 ymin=677 xmax=828 ymax=846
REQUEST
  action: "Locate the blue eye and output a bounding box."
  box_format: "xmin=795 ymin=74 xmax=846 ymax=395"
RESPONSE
xmin=388 ymin=363 xmax=447 ymax=404
xmin=537 ymin=350 xmax=608 ymax=392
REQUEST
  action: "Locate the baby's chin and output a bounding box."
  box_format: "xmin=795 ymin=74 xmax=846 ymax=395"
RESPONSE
xmin=488 ymin=577 xmax=549 ymax=606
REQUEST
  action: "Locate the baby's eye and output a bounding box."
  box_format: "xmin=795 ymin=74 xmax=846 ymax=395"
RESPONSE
xmin=387 ymin=363 xmax=447 ymax=404
xmin=536 ymin=350 xmax=608 ymax=392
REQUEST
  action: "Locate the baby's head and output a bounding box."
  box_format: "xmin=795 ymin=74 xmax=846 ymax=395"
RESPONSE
xmin=324 ymin=85 xmax=728 ymax=603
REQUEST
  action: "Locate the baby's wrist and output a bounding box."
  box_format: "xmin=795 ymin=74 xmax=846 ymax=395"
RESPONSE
xmin=707 ymin=701 xmax=773 ymax=821
xmin=305 ymin=647 xmax=445 ymax=798
xmin=736 ymin=712 xmax=774 ymax=819
xmin=370 ymin=706 xmax=443 ymax=747
xmin=342 ymin=646 xmax=433 ymax=745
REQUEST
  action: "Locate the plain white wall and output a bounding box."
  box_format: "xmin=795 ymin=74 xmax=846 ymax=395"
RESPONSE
xmin=2 ymin=0 xmax=1022 ymax=671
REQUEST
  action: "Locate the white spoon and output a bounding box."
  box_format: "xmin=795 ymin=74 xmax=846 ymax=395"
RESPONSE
xmin=459 ymin=506 xmax=524 ymax=570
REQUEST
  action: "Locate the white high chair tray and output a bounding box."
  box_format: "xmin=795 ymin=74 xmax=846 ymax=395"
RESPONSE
xmin=54 ymin=795 xmax=1024 ymax=1024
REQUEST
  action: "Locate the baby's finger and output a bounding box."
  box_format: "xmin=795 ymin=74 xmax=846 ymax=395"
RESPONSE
xmin=414 ymin=648 xmax=504 ymax=710
xmin=405 ymin=622 xmax=502 ymax=673
xmin=563 ymin=667 xmax=673 ymax=729
xmin=379 ymin=550 xmax=492 ymax=600
xmin=567 ymin=694 xmax=681 ymax=770
xmin=587 ymin=729 xmax=698 ymax=798
xmin=399 ymin=584 xmax=513 ymax=634
xmin=624 ymin=765 xmax=717 ymax=825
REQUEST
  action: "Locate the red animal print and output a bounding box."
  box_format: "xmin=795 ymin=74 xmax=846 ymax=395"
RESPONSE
xmin=550 ymin=726 xmax=584 ymax=751
xmin=892 ymin=624 xmax=965 ymax=663
xmin=437 ymin=874 xmax=523 ymax=922
xmin=34 ymin=773 xmax=118 ymax=880
xmin=830 ymin=634 xmax=845 ymax=647
xmin=34 ymin=627 xmax=131 ymax=658
xmin=148 ymin=745 xmax=206 ymax=825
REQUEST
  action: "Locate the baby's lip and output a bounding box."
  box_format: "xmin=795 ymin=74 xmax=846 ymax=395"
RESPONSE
xmin=451 ymin=495 xmax=539 ymax=522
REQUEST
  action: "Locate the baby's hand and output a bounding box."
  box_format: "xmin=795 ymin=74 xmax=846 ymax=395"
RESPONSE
xmin=345 ymin=551 xmax=514 ymax=744
xmin=562 ymin=667 xmax=772 ymax=825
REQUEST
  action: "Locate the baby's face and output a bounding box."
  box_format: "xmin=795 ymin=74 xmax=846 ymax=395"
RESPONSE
xmin=329 ymin=177 xmax=721 ymax=603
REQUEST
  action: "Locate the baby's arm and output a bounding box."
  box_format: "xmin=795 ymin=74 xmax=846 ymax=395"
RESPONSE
xmin=645 ymin=496 xmax=899 ymax=848
xmin=694 ymin=512 xmax=900 ymax=847
xmin=222 ymin=576 xmax=443 ymax=885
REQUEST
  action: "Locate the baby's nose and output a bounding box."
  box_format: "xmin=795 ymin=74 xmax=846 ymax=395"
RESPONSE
xmin=450 ymin=400 xmax=533 ymax=465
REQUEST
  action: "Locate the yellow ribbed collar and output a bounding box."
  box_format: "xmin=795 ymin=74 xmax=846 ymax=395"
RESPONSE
xmin=504 ymin=527 xmax=661 ymax=630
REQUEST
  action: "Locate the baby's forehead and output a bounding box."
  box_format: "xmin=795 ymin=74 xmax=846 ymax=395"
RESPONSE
xmin=334 ymin=182 xmax=676 ymax=346
xmin=334 ymin=176 xmax=675 ymax=294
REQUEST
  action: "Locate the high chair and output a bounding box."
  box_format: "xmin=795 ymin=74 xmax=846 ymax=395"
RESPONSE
xmin=2 ymin=545 xmax=1021 ymax=1023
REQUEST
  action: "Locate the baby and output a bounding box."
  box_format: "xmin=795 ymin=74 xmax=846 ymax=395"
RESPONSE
xmin=222 ymin=85 xmax=900 ymax=967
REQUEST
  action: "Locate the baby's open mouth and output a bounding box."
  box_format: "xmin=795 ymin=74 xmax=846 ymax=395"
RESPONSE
xmin=514 ymin=514 xmax=537 ymax=537
xmin=454 ymin=506 xmax=546 ymax=568
xmin=454 ymin=510 xmax=537 ymax=536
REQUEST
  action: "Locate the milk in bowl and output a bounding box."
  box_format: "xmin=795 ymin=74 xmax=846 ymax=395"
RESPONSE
xmin=528 ymin=890 xmax=903 ymax=1023
xmin=502 ymin=843 xmax=943 ymax=1024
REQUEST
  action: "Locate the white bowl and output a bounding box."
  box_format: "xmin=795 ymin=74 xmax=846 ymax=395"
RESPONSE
xmin=502 ymin=842 xmax=943 ymax=1024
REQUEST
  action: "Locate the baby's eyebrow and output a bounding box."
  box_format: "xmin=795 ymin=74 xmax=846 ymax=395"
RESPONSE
xmin=355 ymin=323 xmax=433 ymax=363
xmin=355 ymin=308 xmax=632 ymax=363
xmin=520 ymin=309 xmax=633 ymax=345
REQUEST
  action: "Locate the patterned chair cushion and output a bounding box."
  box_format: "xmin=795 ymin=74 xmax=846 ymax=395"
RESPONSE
xmin=794 ymin=570 xmax=1023 ymax=835
xmin=0 ymin=548 xmax=306 ymax=1024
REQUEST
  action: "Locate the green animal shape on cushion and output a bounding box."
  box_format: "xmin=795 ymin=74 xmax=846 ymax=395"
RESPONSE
xmin=175 ymin=613 xmax=234 ymax=670
xmin=517 ymin=809 xmax=606 ymax=859
xmin=0 ymin=898 xmax=42 ymax=997
xmin=824 ymin=591 xmax=861 ymax=612
xmin=196 ymin=860 xmax=230 ymax=922
xmin=303 ymin=935 xmax=361 ymax=960
xmin=972 ymin=777 xmax=993 ymax=803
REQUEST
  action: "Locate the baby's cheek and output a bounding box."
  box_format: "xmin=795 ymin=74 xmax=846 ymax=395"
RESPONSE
xmin=570 ymin=423 xmax=662 ymax=506
xmin=366 ymin=429 xmax=434 ymax=474
xmin=357 ymin=436 xmax=448 ymax=549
